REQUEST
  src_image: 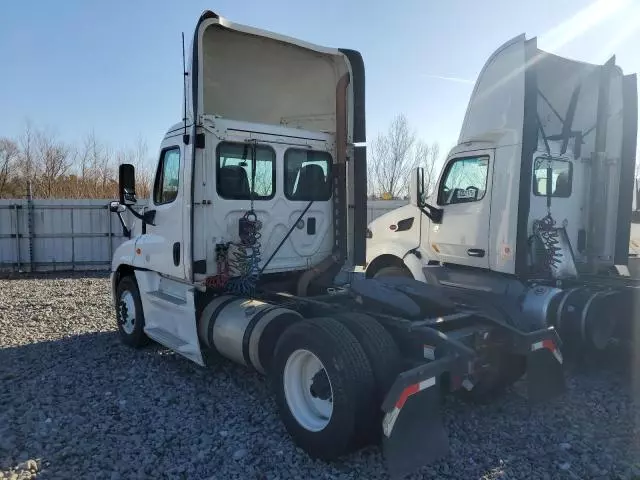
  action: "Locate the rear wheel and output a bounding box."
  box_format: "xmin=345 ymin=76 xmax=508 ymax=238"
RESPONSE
xmin=333 ymin=313 xmax=401 ymax=443
xmin=373 ymin=265 xmax=411 ymax=279
xmin=270 ymin=317 xmax=375 ymax=460
xmin=115 ymin=275 xmax=150 ymax=348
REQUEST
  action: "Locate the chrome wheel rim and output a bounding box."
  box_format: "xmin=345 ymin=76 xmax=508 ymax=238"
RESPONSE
xmin=119 ymin=291 xmax=136 ymax=334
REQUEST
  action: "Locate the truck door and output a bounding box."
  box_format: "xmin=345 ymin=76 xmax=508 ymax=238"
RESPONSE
xmin=139 ymin=139 xmax=185 ymax=279
xmin=428 ymin=150 xmax=492 ymax=269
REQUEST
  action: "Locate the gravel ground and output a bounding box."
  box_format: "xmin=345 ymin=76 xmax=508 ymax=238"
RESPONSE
xmin=2 ymin=273 xmax=640 ymax=479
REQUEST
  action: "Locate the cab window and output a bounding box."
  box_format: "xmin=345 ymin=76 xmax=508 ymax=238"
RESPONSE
xmin=153 ymin=147 xmax=181 ymax=205
xmin=438 ymin=155 xmax=489 ymax=205
xmin=216 ymin=142 xmax=276 ymax=200
xmin=284 ymin=149 xmax=332 ymax=201
xmin=533 ymin=157 xmax=572 ymax=197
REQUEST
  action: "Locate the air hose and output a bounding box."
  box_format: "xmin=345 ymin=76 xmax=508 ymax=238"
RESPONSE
xmin=533 ymin=214 xmax=563 ymax=272
xmin=533 ymin=122 xmax=563 ymax=273
xmin=227 ymin=141 xmax=263 ymax=296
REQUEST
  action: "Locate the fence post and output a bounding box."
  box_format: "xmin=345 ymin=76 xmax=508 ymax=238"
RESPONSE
xmin=27 ymin=181 xmax=34 ymax=272
xmin=70 ymin=207 xmax=75 ymax=270
xmin=13 ymin=203 xmax=21 ymax=272
xmin=107 ymin=203 xmax=113 ymax=262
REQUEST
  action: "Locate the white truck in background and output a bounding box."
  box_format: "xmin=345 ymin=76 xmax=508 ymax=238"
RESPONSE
xmin=108 ymin=12 xmax=566 ymax=479
xmin=628 ymin=180 xmax=640 ymax=276
xmin=366 ymin=34 xmax=639 ymax=356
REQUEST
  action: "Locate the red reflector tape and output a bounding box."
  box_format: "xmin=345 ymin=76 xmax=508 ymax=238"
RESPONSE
xmin=395 ymin=384 xmax=419 ymax=409
xmin=383 ymin=377 xmax=436 ymax=437
xmin=531 ymin=339 xmax=563 ymax=364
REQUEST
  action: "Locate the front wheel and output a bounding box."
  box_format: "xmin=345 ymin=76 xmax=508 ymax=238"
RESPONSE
xmin=270 ymin=317 xmax=375 ymax=460
xmin=115 ymin=275 xmax=150 ymax=348
xmin=373 ymin=265 xmax=412 ymax=279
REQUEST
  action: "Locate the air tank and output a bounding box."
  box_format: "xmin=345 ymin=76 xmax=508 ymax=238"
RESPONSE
xmin=522 ymin=285 xmax=620 ymax=351
xmin=198 ymin=295 xmax=302 ymax=374
xmin=554 ymin=288 xmax=621 ymax=351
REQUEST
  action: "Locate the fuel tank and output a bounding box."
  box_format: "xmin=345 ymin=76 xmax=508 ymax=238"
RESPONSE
xmin=198 ymin=295 xmax=302 ymax=373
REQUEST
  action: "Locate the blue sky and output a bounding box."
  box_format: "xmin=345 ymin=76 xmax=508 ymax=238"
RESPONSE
xmin=1 ymin=0 xmax=639 ymax=165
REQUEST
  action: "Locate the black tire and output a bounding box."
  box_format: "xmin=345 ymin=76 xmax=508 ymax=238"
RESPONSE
xmin=333 ymin=313 xmax=402 ymax=444
xmin=374 ymin=265 xmax=411 ymax=279
xmin=270 ymin=317 xmax=375 ymax=460
xmin=115 ymin=275 xmax=150 ymax=348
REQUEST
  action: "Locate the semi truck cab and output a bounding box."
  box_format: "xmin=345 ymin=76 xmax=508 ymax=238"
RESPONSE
xmin=109 ymin=14 xmax=566 ymax=478
xmin=366 ymin=34 xmax=638 ymax=352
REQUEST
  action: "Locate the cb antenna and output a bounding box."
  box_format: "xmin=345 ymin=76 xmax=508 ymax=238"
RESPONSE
xmin=182 ymin=32 xmax=190 ymax=145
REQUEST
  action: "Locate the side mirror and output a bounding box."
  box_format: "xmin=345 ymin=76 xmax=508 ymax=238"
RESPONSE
xmin=410 ymin=166 xmax=444 ymax=224
xmin=409 ymin=167 xmax=424 ymax=207
xmin=119 ymin=163 xmax=137 ymax=205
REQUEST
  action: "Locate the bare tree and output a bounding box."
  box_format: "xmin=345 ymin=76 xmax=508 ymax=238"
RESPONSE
xmin=368 ymin=115 xmax=443 ymax=199
xmin=424 ymin=142 xmax=440 ymax=197
xmin=369 ymin=114 xmax=417 ymax=199
xmin=34 ymin=129 xmax=71 ymax=198
xmin=0 ymin=139 xmax=19 ymax=197
xmin=128 ymin=135 xmax=153 ymax=198
xmin=17 ymin=120 xmax=36 ymax=185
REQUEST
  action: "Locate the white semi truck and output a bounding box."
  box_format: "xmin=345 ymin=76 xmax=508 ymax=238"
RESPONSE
xmin=366 ymin=35 xmax=638 ymax=357
xmin=109 ymin=12 xmax=566 ymax=478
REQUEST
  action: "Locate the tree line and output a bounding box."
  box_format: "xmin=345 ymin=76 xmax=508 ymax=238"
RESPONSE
xmin=0 ymin=121 xmax=152 ymax=199
xmin=0 ymin=115 xmax=441 ymax=200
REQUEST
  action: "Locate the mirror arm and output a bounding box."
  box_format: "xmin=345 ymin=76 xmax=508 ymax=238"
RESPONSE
xmin=126 ymin=205 xmax=156 ymax=227
xmin=419 ymin=201 xmax=443 ymax=224
xmin=117 ymin=212 xmax=131 ymax=238
xmin=109 ymin=202 xmax=131 ymax=238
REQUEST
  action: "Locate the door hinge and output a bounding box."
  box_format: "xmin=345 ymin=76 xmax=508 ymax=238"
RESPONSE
xmin=195 ymin=133 xmax=205 ymax=149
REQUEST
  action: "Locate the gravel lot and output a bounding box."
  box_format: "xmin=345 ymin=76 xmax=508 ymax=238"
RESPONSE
xmin=2 ymin=273 xmax=640 ymax=479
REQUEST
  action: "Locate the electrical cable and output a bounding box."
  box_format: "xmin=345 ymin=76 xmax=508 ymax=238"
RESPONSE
xmin=227 ymin=141 xmax=263 ymax=296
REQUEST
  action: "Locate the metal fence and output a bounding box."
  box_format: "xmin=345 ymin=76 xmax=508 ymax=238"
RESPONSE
xmin=0 ymin=198 xmax=407 ymax=272
xmin=0 ymin=199 xmax=143 ymax=272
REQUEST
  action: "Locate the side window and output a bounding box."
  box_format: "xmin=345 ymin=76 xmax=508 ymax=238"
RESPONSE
xmin=216 ymin=142 xmax=275 ymax=200
xmin=438 ymin=155 xmax=489 ymax=205
xmin=153 ymin=147 xmax=181 ymax=205
xmin=533 ymin=157 xmax=572 ymax=197
xmin=284 ymin=149 xmax=332 ymax=201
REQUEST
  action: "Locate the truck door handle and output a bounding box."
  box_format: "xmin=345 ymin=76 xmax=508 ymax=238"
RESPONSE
xmin=467 ymin=248 xmax=485 ymax=258
xmin=173 ymin=242 xmax=180 ymax=266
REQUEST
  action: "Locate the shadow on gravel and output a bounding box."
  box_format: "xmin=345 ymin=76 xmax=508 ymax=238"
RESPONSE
xmin=3 ymin=331 xmax=640 ymax=479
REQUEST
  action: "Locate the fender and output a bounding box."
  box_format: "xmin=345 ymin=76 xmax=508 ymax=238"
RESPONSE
xmin=366 ymin=240 xmax=428 ymax=282
xmin=111 ymin=238 xmax=142 ymax=304
xmin=111 ymin=238 xmax=139 ymax=272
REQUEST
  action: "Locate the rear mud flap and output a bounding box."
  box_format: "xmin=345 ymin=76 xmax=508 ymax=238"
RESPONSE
xmin=382 ymin=384 xmax=448 ymax=479
xmin=381 ymin=359 xmax=455 ymax=479
xmin=526 ymin=341 xmax=566 ymax=403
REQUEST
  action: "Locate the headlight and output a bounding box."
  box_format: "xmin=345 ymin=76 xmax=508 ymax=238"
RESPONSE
xmin=365 ymin=227 xmax=373 ymax=239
